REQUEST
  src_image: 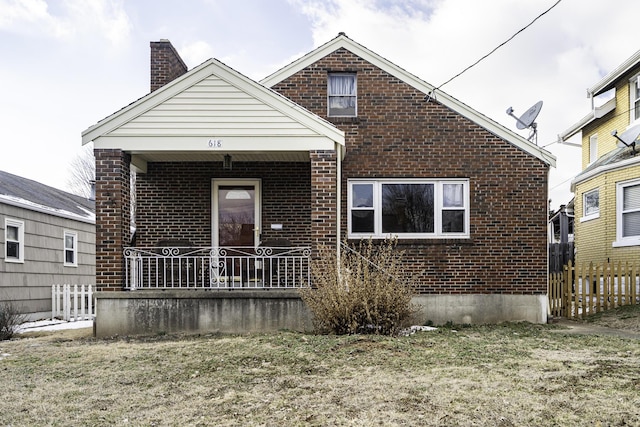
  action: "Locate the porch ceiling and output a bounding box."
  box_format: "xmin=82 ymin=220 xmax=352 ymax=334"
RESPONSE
xmin=131 ymin=150 xmax=310 ymax=163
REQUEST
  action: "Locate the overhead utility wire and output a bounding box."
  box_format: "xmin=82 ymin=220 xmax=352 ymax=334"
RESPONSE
xmin=427 ymin=0 xmax=562 ymax=100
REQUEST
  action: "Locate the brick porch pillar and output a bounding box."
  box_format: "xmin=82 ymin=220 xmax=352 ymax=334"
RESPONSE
xmin=95 ymin=149 xmax=131 ymax=291
xmin=310 ymin=149 xmax=338 ymax=256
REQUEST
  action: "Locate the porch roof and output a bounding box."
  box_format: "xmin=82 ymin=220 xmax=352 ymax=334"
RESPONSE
xmin=82 ymin=57 xmax=345 ymax=169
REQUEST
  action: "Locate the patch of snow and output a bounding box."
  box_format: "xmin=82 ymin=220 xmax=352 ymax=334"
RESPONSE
xmin=0 ymin=194 xmax=95 ymax=223
xmin=400 ymin=325 xmax=438 ymax=336
xmin=16 ymin=318 xmax=93 ymax=334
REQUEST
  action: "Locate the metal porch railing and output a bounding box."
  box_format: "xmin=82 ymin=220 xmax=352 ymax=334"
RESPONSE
xmin=124 ymin=246 xmax=311 ymax=290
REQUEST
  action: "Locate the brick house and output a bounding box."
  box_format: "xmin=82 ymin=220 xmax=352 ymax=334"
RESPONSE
xmin=559 ymin=49 xmax=640 ymax=267
xmin=82 ymin=34 xmax=555 ymax=336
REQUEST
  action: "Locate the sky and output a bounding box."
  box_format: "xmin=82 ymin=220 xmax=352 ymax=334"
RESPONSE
xmin=1 ymin=0 xmax=639 ymax=211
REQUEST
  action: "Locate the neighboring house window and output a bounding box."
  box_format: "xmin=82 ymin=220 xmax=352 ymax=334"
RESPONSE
xmin=631 ymin=75 xmax=640 ymax=122
xmin=64 ymin=231 xmax=78 ymax=267
xmin=614 ymin=179 xmax=640 ymax=247
xmin=328 ymin=74 xmax=356 ymax=117
xmin=582 ymin=188 xmax=600 ymax=221
xmin=589 ymin=134 xmax=598 ymax=164
xmin=4 ymin=218 xmax=24 ymax=263
xmin=348 ymin=179 xmax=469 ymax=238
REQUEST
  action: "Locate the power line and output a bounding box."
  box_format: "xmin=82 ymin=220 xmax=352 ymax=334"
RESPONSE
xmin=428 ymin=0 xmax=562 ymax=98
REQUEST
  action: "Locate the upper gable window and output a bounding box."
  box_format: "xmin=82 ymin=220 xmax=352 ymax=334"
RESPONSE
xmin=630 ymin=75 xmax=640 ymax=123
xmin=328 ymin=74 xmax=357 ymax=117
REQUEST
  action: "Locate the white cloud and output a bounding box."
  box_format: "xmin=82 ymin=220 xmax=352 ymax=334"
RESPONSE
xmin=179 ymin=40 xmax=216 ymax=68
xmin=0 ymin=0 xmax=131 ymax=47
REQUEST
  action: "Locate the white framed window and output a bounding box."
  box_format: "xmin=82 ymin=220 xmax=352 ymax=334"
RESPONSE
xmin=589 ymin=134 xmax=598 ymax=164
xmin=348 ymin=179 xmax=470 ymax=239
xmin=613 ymin=179 xmax=640 ymax=247
xmin=581 ymin=188 xmax=600 ymax=221
xmin=328 ymin=73 xmax=356 ymax=117
xmin=64 ymin=231 xmax=78 ymax=267
xmin=630 ymin=75 xmax=640 ymax=123
xmin=4 ymin=218 xmax=24 ymax=263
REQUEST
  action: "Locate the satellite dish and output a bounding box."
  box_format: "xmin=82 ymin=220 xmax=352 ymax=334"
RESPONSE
xmin=611 ymin=123 xmax=640 ymax=155
xmin=506 ymin=100 xmax=543 ymax=144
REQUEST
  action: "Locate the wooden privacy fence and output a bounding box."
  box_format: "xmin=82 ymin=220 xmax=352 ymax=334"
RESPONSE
xmin=549 ymin=261 xmax=639 ymax=319
xmin=51 ymin=284 xmax=95 ymax=322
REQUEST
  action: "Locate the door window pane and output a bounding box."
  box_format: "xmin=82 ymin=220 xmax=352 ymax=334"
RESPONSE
xmin=218 ymin=186 xmax=255 ymax=246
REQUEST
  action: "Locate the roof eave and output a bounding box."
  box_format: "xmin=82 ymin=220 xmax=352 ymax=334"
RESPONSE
xmin=589 ymin=49 xmax=640 ymax=96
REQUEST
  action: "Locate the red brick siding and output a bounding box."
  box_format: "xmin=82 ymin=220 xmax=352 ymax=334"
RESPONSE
xmin=94 ymin=149 xmax=131 ymax=291
xmin=272 ymin=48 xmax=549 ymax=295
xmin=310 ymin=150 xmax=338 ymax=250
xmin=150 ymin=40 xmax=188 ymax=92
xmin=135 ymin=162 xmax=311 ymax=248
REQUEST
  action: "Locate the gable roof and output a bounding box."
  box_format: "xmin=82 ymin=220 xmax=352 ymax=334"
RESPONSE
xmin=82 ymin=57 xmax=345 ymax=162
xmin=261 ymin=33 xmax=555 ymax=167
xmin=0 ymin=170 xmax=95 ymax=223
xmin=589 ymin=49 xmax=640 ymax=96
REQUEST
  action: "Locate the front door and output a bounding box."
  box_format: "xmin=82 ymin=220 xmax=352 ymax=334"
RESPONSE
xmin=212 ymin=179 xmax=261 ymax=248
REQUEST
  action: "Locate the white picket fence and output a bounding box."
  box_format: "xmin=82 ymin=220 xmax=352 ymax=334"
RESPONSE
xmin=51 ymin=284 xmax=95 ymax=322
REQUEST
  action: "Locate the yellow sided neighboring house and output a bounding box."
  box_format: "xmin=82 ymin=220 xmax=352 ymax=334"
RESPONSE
xmin=560 ymin=49 xmax=640 ymax=267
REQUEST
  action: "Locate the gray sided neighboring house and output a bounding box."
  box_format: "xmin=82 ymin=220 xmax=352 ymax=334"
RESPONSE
xmin=0 ymin=170 xmax=95 ymax=320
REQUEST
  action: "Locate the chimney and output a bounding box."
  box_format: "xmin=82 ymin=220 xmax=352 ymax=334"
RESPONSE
xmin=150 ymin=39 xmax=188 ymax=92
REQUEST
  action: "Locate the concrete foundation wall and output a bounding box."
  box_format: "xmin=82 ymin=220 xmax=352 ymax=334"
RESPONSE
xmin=94 ymin=291 xmax=547 ymax=337
xmin=94 ymin=290 xmax=313 ymax=337
xmin=413 ymin=294 xmax=548 ymax=325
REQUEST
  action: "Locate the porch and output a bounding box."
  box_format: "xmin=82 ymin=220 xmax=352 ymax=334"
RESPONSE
xmin=124 ymin=245 xmax=311 ymax=289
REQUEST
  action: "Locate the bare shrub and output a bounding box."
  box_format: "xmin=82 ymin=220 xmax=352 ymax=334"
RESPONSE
xmin=0 ymin=300 xmax=26 ymax=340
xmin=300 ymin=238 xmax=418 ymax=335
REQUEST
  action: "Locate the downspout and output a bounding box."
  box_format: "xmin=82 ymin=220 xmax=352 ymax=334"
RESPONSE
xmin=336 ymin=142 xmax=342 ymax=260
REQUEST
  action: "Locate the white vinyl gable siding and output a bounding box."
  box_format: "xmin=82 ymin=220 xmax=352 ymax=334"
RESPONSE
xmin=109 ymin=75 xmax=321 ymax=138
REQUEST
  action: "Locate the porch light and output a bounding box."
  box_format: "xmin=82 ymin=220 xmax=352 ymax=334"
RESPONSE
xmin=223 ymin=154 xmax=232 ymax=170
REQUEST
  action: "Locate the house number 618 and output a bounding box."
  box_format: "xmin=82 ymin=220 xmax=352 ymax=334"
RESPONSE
xmin=208 ymin=139 xmax=222 ymax=148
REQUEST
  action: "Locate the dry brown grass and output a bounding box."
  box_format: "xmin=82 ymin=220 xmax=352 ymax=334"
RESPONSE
xmin=1 ymin=307 xmax=639 ymax=426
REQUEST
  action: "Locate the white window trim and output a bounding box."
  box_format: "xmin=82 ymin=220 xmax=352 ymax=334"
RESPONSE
xmin=347 ymin=178 xmax=470 ymax=239
xmin=64 ymin=230 xmax=78 ymax=267
xmin=580 ymin=188 xmax=600 ymax=222
xmin=588 ymin=134 xmax=598 ymax=164
xmin=328 ymin=73 xmax=357 ymax=117
xmin=613 ymin=178 xmax=640 ymax=247
xmin=4 ymin=218 xmax=25 ymax=263
xmin=630 ymin=74 xmax=640 ymax=124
